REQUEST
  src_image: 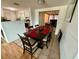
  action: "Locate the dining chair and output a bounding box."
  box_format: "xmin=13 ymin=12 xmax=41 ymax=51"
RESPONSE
xmin=25 ymin=23 xmax=29 ymax=32
xmin=18 ymin=34 xmax=38 ymax=59
xmin=25 ymin=19 xmax=30 ymax=22
xmin=35 ymin=24 xmax=39 ymax=27
xmin=42 ymin=32 xmax=52 ymax=48
xmin=25 ymin=19 xmax=30 ymax=28
xmin=47 ymin=32 xmax=52 ymax=42
xmin=28 ymin=26 xmax=33 ymax=31
xmin=57 ymin=30 xmax=62 ymax=43
xmin=25 ymin=23 xmax=29 ymax=28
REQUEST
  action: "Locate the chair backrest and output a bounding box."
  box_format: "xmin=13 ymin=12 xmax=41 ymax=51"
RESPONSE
xmin=28 ymin=26 xmax=33 ymax=30
xmin=26 ymin=19 xmax=30 ymax=22
xmin=18 ymin=34 xmax=31 ymax=47
xmin=35 ymin=24 xmax=39 ymax=27
xmin=47 ymin=31 xmax=52 ymax=42
xmin=25 ymin=23 xmax=29 ymax=28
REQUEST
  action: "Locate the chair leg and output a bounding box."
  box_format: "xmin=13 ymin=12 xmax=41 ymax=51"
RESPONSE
xmin=30 ymin=48 xmax=33 ymax=59
xmin=23 ymin=50 xmax=25 ymax=54
xmin=46 ymin=44 xmax=48 ymax=48
xmin=31 ymin=54 xmax=33 ymax=59
xmin=23 ymin=47 xmax=25 ymax=54
xmin=46 ymin=41 xmax=48 ymax=48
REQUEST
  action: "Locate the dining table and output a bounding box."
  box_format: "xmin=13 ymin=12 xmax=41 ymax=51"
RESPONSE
xmin=24 ymin=25 xmax=52 ymax=48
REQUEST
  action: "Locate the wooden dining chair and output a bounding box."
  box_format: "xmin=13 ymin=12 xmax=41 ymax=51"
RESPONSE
xmin=26 ymin=19 xmax=30 ymax=22
xmin=35 ymin=24 xmax=39 ymax=27
xmin=57 ymin=30 xmax=62 ymax=43
xmin=18 ymin=34 xmax=38 ymax=59
xmin=25 ymin=23 xmax=29 ymax=28
xmin=28 ymin=26 xmax=33 ymax=31
xmin=25 ymin=19 xmax=30 ymax=29
xmin=47 ymin=32 xmax=52 ymax=42
xmin=42 ymin=32 xmax=52 ymax=48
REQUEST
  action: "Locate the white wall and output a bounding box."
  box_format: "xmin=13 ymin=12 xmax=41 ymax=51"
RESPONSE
xmin=30 ymin=8 xmax=35 ymax=26
xmin=35 ymin=5 xmax=67 ymax=34
xmin=74 ymin=53 xmax=78 ymax=59
xmin=1 ymin=21 xmax=26 ymax=42
xmin=60 ymin=4 xmax=78 ymax=59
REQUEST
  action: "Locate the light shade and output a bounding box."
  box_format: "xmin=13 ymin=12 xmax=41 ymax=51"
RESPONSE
xmin=3 ymin=7 xmax=17 ymax=11
xmin=37 ymin=0 xmax=45 ymax=4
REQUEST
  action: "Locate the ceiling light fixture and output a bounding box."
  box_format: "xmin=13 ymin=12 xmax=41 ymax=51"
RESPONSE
xmin=37 ymin=0 xmax=46 ymax=4
xmin=3 ymin=7 xmax=18 ymax=11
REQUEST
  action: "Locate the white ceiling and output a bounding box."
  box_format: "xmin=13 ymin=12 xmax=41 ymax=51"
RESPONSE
xmin=1 ymin=0 xmax=69 ymax=10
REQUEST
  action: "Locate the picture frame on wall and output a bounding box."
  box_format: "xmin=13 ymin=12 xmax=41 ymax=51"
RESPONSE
xmin=65 ymin=0 xmax=78 ymax=23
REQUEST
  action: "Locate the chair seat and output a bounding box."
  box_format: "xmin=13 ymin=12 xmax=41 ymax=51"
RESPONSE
xmin=23 ymin=37 xmax=38 ymax=49
xmin=24 ymin=42 xmax=38 ymax=49
xmin=23 ymin=37 xmax=37 ymax=45
xmin=43 ymin=39 xmax=47 ymax=41
xmin=42 ymin=35 xmax=48 ymax=42
xmin=18 ymin=34 xmax=39 ymax=59
xmin=28 ymin=37 xmax=37 ymax=45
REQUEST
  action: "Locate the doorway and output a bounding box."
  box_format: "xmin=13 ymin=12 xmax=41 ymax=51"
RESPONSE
xmin=39 ymin=10 xmax=59 ymax=27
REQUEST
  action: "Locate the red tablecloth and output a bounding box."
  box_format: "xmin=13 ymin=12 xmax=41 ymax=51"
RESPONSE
xmin=26 ymin=26 xmax=50 ymax=39
xmin=41 ymin=28 xmax=50 ymax=35
xmin=27 ymin=29 xmax=38 ymax=38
